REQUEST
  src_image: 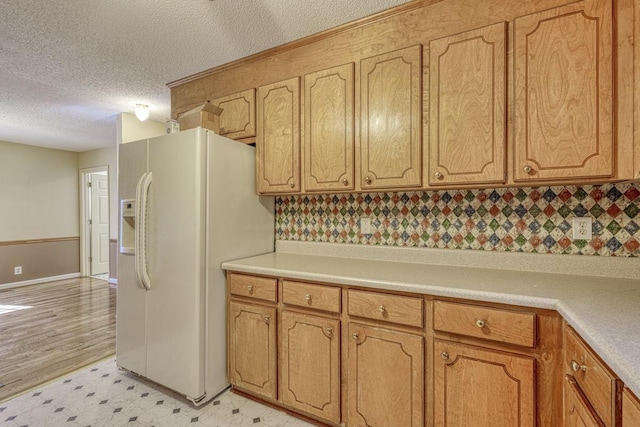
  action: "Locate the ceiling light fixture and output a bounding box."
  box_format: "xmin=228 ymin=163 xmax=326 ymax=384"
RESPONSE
xmin=135 ymin=104 xmax=150 ymax=121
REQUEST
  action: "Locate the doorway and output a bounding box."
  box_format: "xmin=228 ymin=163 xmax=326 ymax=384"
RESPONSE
xmin=80 ymin=167 xmax=110 ymax=279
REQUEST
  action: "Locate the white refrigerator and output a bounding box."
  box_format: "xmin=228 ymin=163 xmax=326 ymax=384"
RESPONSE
xmin=116 ymin=128 xmax=274 ymax=405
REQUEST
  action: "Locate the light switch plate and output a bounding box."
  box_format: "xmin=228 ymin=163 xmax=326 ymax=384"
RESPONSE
xmin=360 ymin=217 xmax=372 ymax=235
xmin=572 ymin=217 xmax=593 ymax=240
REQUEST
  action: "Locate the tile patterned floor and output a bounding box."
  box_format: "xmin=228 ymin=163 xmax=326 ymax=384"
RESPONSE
xmin=0 ymin=358 xmax=314 ymax=427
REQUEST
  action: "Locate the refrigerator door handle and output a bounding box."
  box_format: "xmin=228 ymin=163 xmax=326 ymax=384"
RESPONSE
xmin=139 ymin=171 xmax=153 ymax=290
xmin=134 ymin=172 xmax=147 ymax=289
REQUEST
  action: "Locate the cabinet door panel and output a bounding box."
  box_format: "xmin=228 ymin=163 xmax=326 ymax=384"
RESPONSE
xmin=280 ymin=312 xmax=340 ymax=424
xmin=514 ymin=0 xmax=613 ymax=181
xmin=564 ymin=326 xmax=616 ymax=426
xmin=565 ymin=375 xmax=605 ymax=427
xmin=229 ymin=301 xmax=277 ymax=400
xmin=361 ymin=45 xmax=422 ymax=189
xmin=304 ymin=63 xmax=355 ymax=192
xmin=257 ymin=77 xmax=300 ymax=193
xmin=212 ymin=89 xmax=256 ymax=139
xmin=623 ymin=388 xmax=640 ymax=426
xmin=348 ymin=323 xmax=423 ymax=427
xmin=429 ymin=22 xmax=506 ymax=186
xmin=434 ymin=340 xmax=535 ymax=427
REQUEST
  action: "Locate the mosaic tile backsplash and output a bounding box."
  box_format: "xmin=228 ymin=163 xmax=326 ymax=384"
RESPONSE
xmin=275 ymin=182 xmax=640 ymax=257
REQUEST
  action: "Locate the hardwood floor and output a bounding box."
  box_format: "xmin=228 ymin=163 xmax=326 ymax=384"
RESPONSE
xmin=0 ymin=277 xmax=116 ymax=402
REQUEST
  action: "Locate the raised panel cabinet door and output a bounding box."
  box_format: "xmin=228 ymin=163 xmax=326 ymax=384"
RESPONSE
xmin=514 ymin=0 xmax=614 ymax=181
xmin=229 ymin=301 xmax=277 ymax=400
xmin=347 ymin=323 xmax=423 ymax=427
xmin=623 ymin=388 xmax=640 ymax=426
xmin=257 ymin=77 xmax=300 ymax=193
xmin=565 ymin=376 xmax=605 ymax=427
xmin=211 ymin=88 xmax=256 ymax=139
xmin=429 ymin=22 xmax=506 ymax=186
xmin=304 ymin=63 xmax=355 ymax=192
xmin=361 ymin=45 xmax=422 ymax=190
xmin=434 ymin=340 xmax=535 ymax=427
xmin=280 ymin=311 xmax=340 ymax=424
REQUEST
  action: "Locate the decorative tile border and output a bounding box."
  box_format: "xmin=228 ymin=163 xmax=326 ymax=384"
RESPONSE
xmin=275 ymin=182 xmax=640 ymax=257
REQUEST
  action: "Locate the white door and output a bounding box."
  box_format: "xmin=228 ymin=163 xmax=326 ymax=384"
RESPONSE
xmin=90 ymin=172 xmax=109 ymax=276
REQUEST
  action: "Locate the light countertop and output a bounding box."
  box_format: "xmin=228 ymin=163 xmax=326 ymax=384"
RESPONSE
xmin=221 ymin=241 xmax=640 ymax=397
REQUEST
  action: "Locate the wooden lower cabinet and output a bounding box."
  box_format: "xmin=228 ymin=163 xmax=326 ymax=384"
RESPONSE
xmin=348 ymin=323 xmax=424 ymax=427
xmin=228 ymin=301 xmax=277 ymax=400
xmin=434 ymin=340 xmax=535 ymax=427
xmin=623 ymin=388 xmax=640 ymax=426
xmin=226 ymin=274 xmax=640 ymax=427
xmin=564 ymin=326 xmax=619 ymax=426
xmin=565 ymin=375 xmax=605 ymax=427
xmin=279 ymin=311 xmax=341 ymax=424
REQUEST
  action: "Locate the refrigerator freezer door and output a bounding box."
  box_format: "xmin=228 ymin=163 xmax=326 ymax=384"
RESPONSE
xmin=145 ymin=128 xmax=207 ymax=400
xmin=205 ymin=132 xmax=275 ymax=397
xmin=117 ymin=139 xmax=149 ymax=377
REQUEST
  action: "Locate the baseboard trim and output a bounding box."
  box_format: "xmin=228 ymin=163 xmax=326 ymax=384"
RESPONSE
xmin=108 ymin=278 xmax=117 ymax=285
xmin=0 ymin=272 xmax=82 ymax=290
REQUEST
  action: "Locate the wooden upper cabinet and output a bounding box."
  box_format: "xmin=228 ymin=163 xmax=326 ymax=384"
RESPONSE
xmin=303 ymin=63 xmax=355 ymax=192
xmin=211 ymin=89 xmax=256 ymax=139
xmin=513 ymin=0 xmax=614 ymax=182
xmin=360 ymin=45 xmax=422 ymax=190
xmin=257 ymin=77 xmax=301 ymax=194
xmin=434 ymin=340 xmax=535 ymax=427
xmin=428 ymin=22 xmax=506 ymax=186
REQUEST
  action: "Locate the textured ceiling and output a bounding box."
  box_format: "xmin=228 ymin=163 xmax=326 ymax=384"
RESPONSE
xmin=0 ymin=0 xmax=412 ymax=152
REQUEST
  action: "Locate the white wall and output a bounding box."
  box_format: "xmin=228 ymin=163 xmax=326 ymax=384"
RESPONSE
xmin=79 ymin=146 xmax=118 ymax=239
xmin=0 ymin=141 xmax=79 ymax=241
xmin=117 ymin=113 xmax=166 ymax=144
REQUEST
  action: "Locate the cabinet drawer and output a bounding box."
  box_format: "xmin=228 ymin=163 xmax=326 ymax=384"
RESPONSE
xmin=565 ymin=326 xmax=617 ymax=426
xmin=433 ymin=301 xmax=536 ymax=348
xmin=228 ymin=274 xmax=277 ymax=302
xmin=348 ymin=290 xmax=423 ymax=328
xmin=282 ymin=280 xmax=341 ymax=313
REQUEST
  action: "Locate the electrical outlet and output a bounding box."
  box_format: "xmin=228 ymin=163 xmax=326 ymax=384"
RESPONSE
xmin=360 ymin=217 xmax=372 ymax=235
xmin=14 ymin=266 xmax=22 ymax=275
xmin=572 ymin=217 xmax=593 ymax=240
